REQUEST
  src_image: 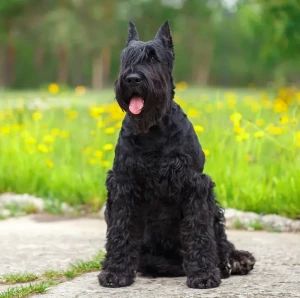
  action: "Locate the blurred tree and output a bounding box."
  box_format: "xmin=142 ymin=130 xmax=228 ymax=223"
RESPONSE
xmin=258 ymin=0 xmax=300 ymax=59
xmin=0 ymin=0 xmax=27 ymax=87
xmin=178 ymin=0 xmax=221 ymax=85
xmin=1 ymin=0 xmax=300 ymax=89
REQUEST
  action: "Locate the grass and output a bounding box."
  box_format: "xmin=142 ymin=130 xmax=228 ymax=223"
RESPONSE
xmin=3 ymin=202 xmax=39 ymax=217
xmin=0 ymin=281 xmax=56 ymax=298
xmin=0 ymin=273 xmax=38 ymax=284
xmin=0 ymin=85 xmax=299 ymax=218
xmin=233 ymin=218 xmax=247 ymax=230
xmin=0 ymin=251 xmax=104 ymax=298
xmin=248 ymin=220 xmax=265 ymax=231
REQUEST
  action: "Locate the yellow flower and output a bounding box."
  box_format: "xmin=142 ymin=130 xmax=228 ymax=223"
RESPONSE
xmin=233 ymin=126 xmax=245 ymax=135
xmin=295 ymin=131 xmax=300 ymax=140
xmin=21 ymin=131 xmax=31 ymax=138
xmin=75 ymin=86 xmax=86 ymax=95
xmin=89 ymin=158 xmax=96 ymax=165
xmin=51 ymin=128 xmax=60 ymax=136
xmin=90 ymin=106 xmax=104 ymax=119
xmin=266 ymin=125 xmax=284 ymax=135
xmin=256 ymin=119 xmax=264 ymax=127
xmin=274 ymin=98 xmax=288 ymax=113
xmin=194 ymin=125 xmax=204 ymax=134
xmin=97 ymin=120 xmax=104 ymax=128
xmin=90 ymin=130 xmax=96 ymax=136
xmin=12 ymin=124 xmax=22 ymax=131
xmin=230 ymin=112 xmax=242 ymax=126
xmin=103 ymin=143 xmax=114 ymax=151
xmin=279 ymin=116 xmax=289 ymax=125
xmin=104 ymin=127 xmax=115 ymax=134
xmin=245 ymin=154 xmax=253 ymax=162
xmin=216 ymin=100 xmax=224 ymax=110
xmin=203 ymin=149 xmax=210 ymax=157
xmin=102 ymin=160 xmax=111 ymax=167
xmin=43 ymin=135 xmax=55 ymax=143
xmin=37 ymin=144 xmax=49 ymax=153
xmin=24 ymin=145 xmax=36 ymax=154
xmin=115 ymin=121 xmax=122 ymax=129
xmin=83 ymin=147 xmax=93 ymax=155
xmin=48 ymin=83 xmax=59 ymax=94
xmin=46 ymin=159 xmax=54 ymax=168
xmin=205 ymin=104 xmax=213 ymax=113
xmin=187 ymin=108 xmax=199 ymax=118
xmin=254 ymin=131 xmax=265 ymax=139
xmin=66 ymin=110 xmax=78 ymax=120
xmin=176 ymin=81 xmax=188 ymax=91
xmin=0 ymin=126 xmax=10 ymax=135
xmin=60 ymin=131 xmax=69 ymax=138
xmin=32 ymin=111 xmax=43 ymax=121
xmin=94 ymin=150 xmax=103 ymax=158
xmin=225 ymin=93 xmax=236 ymax=109
xmin=251 ymin=102 xmax=260 ymax=112
xmin=236 ymin=133 xmax=249 ymax=142
xmin=25 ymin=137 xmax=36 ymax=145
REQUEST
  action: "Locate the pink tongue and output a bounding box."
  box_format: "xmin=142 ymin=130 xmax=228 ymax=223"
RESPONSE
xmin=129 ymin=97 xmax=144 ymax=114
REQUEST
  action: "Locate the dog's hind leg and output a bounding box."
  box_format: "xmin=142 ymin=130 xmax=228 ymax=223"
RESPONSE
xmin=207 ymin=178 xmax=256 ymax=277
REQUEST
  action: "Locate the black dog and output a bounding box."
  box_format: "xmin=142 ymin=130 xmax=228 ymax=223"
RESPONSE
xmin=98 ymin=21 xmax=255 ymax=289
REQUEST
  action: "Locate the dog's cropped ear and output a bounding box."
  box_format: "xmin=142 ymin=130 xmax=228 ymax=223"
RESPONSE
xmin=126 ymin=20 xmax=139 ymax=46
xmin=155 ymin=21 xmax=174 ymax=54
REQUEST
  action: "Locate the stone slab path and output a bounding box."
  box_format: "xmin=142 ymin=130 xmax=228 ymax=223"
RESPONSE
xmin=1 ymin=215 xmax=300 ymax=297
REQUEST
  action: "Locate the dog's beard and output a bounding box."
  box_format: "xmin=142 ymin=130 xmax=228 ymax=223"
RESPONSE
xmin=115 ymin=68 xmax=171 ymax=134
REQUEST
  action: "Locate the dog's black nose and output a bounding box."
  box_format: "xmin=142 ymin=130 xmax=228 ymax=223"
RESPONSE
xmin=125 ymin=73 xmax=141 ymax=86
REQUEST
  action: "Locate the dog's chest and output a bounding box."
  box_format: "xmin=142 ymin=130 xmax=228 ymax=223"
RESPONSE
xmin=137 ymin=152 xmax=191 ymax=198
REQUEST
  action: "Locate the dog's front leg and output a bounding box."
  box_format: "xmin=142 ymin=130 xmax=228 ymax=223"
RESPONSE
xmin=98 ymin=177 xmax=143 ymax=288
xmin=180 ymin=173 xmax=221 ymax=289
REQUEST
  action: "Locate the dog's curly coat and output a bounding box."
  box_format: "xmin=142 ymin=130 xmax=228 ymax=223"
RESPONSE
xmin=98 ymin=21 xmax=256 ymax=289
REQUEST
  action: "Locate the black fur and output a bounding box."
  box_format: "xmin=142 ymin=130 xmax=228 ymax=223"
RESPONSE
xmin=98 ymin=21 xmax=256 ymax=289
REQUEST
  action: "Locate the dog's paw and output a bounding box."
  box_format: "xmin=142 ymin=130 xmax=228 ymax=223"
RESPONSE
xmin=230 ymin=250 xmax=256 ymax=275
xmin=220 ymin=262 xmax=232 ymax=279
xmin=187 ymin=269 xmax=221 ymax=289
xmin=98 ymin=270 xmax=134 ymax=288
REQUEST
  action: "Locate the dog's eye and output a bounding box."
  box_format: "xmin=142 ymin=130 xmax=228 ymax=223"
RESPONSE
xmin=151 ymin=56 xmax=156 ymax=62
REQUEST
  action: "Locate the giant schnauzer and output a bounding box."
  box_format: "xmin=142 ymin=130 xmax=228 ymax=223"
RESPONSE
xmin=98 ymin=21 xmax=256 ymax=289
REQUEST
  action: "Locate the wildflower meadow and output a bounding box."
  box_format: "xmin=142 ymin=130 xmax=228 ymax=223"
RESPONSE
xmin=0 ymin=83 xmax=299 ymax=218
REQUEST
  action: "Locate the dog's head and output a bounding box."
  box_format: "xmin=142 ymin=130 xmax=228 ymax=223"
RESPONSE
xmin=115 ymin=21 xmax=175 ymax=134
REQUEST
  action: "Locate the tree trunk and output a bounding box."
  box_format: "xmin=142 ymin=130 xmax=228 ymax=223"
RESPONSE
xmin=92 ymin=52 xmax=104 ymax=89
xmin=92 ymin=47 xmax=111 ymax=89
xmin=5 ymin=42 xmax=16 ymax=87
xmin=57 ymin=45 xmax=68 ymax=84
xmin=195 ymin=41 xmax=214 ymax=85
xmin=34 ymin=46 xmax=44 ymax=85
xmin=103 ymin=46 xmax=111 ymax=85
xmin=0 ymin=46 xmax=5 ymax=88
xmin=34 ymin=46 xmax=44 ymax=73
xmin=71 ymin=51 xmax=83 ymax=86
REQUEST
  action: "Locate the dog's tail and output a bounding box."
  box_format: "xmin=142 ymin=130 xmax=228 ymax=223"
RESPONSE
xmin=228 ymin=249 xmax=256 ymax=275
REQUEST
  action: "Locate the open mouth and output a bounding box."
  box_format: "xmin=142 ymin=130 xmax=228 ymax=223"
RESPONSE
xmin=129 ymin=96 xmax=144 ymax=115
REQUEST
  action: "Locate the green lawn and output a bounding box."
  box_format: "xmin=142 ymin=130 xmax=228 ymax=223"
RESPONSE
xmin=0 ymin=86 xmax=299 ymax=218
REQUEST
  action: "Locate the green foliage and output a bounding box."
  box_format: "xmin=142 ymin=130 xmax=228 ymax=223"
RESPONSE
xmin=0 ymin=0 xmax=299 ymax=88
xmin=258 ymin=0 xmax=300 ymax=59
xmin=0 ymin=88 xmax=299 ymax=218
